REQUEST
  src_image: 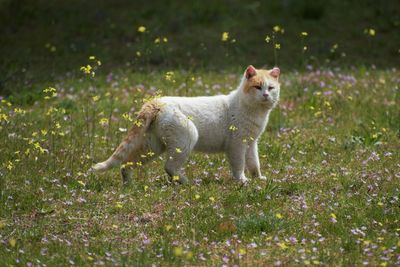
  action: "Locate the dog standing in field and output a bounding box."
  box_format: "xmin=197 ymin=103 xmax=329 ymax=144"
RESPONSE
xmin=91 ymin=65 xmax=281 ymax=184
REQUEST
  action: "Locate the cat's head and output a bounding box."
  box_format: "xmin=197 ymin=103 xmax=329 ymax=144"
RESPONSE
xmin=241 ymin=65 xmax=280 ymax=108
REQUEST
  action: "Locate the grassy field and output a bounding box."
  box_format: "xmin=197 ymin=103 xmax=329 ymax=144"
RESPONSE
xmin=0 ymin=66 xmax=399 ymax=266
xmin=1 ymin=0 xmax=400 ymax=266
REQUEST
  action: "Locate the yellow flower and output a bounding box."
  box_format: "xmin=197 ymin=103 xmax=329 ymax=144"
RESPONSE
xmin=275 ymin=43 xmax=281 ymax=49
xmin=99 ymin=118 xmax=109 ymax=126
xmin=277 ymin=242 xmax=288 ymax=250
xmin=154 ymin=37 xmax=160 ymax=44
xmin=265 ymin=35 xmax=271 ymax=43
xmin=301 ymin=31 xmax=308 ymax=36
xmin=173 ymin=246 xmax=183 ymax=256
xmin=229 ymin=125 xmax=237 ymax=131
xmin=175 ymin=147 xmax=182 ymax=153
xmin=186 ymin=251 xmax=193 ymax=259
xmin=165 ymin=71 xmax=174 ymax=81
xmin=165 ymin=224 xmax=172 ymax=231
xmin=273 ymin=25 xmax=281 ymax=32
xmin=9 ymin=238 xmax=16 ymax=247
xmin=163 ymin=37 xmax=168 ymax=43
xmin=330 ymin=213 xmax=337 ymax=219
xmin=92 ymin=95 xmax=100 ymax=102
xmin=172 ymin=175 xmax=180 ymax=181
xmin=368 ymin=28 xmax=376 ymax=36
xmin=275 ymin=213 xmax=283 ymax=219
xmin=138 ymin=26 xmax=146 ymax=33
xmin=77 ymin=180 xmax=86 ymax=186
xmin=89 ymin=56 xmax=95 ymax=60
xmin=115 ymin=202 xmax=123 ymax=209
xmin=221 ymin=32 xmax=229 ymax=42
xmin=239 ymin=248 xmax=246 ymax=255
xmin=6 ymin=161 xmax=13 ymax=171
xmin=195 ymin=194 xmax=200 ymax=200
xmin=209 ymin=196 xmax=215 ymax=202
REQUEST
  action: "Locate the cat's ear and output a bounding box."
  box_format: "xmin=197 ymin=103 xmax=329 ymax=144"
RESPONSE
xmin=269 ymin=67 xmax=280 ymax=80
xmin=245 ymin=65 xmax=257 ymax=79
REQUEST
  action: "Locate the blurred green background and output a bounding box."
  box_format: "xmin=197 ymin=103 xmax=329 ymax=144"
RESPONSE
xmin=1 ymin=0 xmax=399 ymax=95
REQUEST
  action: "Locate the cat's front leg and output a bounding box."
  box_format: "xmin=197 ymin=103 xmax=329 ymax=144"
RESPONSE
xmin=246 ymin=141 xmax=266 ymax=180
xmin=227 ymin=143 xmax=249 ymax=184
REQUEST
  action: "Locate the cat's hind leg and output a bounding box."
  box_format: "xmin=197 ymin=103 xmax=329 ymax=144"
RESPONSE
xmin=120 ymin=131 xmax=165 ymax=185
xmin=156 ymin=109 xmax=198 ymax=184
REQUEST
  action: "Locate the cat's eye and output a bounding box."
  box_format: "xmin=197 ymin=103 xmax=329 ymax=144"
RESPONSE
xmin=254 ymin=85 xmax=262 ymax=90
xmin=268 ymin=86 xmax=275 ymax=90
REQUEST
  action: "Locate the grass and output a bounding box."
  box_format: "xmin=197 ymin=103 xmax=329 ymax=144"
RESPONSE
xmin=0 ymin=66 xmax=399 ymax=266
xmin=1 ymin=0 xmax=399 ymax=265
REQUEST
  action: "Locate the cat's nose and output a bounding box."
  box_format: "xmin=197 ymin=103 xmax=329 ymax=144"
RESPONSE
xmin=263 ymin=93 xmax=269 ymax=98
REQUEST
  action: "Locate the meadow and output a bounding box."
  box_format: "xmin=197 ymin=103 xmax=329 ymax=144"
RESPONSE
xmin=1 ymin=0 xmax=400 ymax=266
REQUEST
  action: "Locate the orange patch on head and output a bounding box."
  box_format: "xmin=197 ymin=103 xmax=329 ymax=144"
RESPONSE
xmin=242 ymin=66 xmax=280 ymax=94
xmin=243 ymin=75 xmax=263 ymax=94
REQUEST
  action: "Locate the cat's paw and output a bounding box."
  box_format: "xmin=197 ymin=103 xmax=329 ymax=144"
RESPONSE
xmin=259 ymin=175 xmax=267 ymax=180
xmin=234 ymin=176 xmax=249 ymax=185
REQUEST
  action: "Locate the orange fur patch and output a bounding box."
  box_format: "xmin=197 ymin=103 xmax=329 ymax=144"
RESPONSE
xmin=243 ymin=68 xmax=279 ymax=94
xmin=111 ymin=100 xmax=162 ymax=162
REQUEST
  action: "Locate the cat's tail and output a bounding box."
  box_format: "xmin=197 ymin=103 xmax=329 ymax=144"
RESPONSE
xmin=90 ymin=100 xmax=162 ymax=173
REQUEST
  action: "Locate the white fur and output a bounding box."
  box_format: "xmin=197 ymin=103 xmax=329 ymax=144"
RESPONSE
xmin=93 ymin=67 xmax=280 ymax=184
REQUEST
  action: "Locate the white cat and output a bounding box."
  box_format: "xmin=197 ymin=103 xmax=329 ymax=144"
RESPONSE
xmin=91 ymin=65 xmax=281 ymax=184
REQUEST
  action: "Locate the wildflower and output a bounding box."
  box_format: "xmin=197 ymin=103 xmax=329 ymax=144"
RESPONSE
xmin=195 ymin=194 xmax=200 ymax=200
xmin=277 ymin=242 xmax=288 ymax=250
xmin=175 ymin=147 xmax=182 ymax=153
xmin=275 ymin=213 xmax=283 ymax=219
xmin=89 ymin=56 xmax=95 ymax=60
xmin=275 ymin=43 xmax=281 ymax=49
xmin=165 ymin=225 xmax=172 ymax=231
xmin=239 ymin=248 xmax=246 ymax=255
xmin=9 ymin=238 xmax=16 ymax=247
xmin=99 ymin=118 xmax=109 ymax=126
xmin=301 ymin=32 xmax=308 ymax=36
xmin=209 ymin=196 xmax=215 ymax=202
xmin=173 ymin=246 xmax=183 ymax=256
xmin=165 ymin=71 xmax=174 ymax=81
xmin=154 ymin=37 xmax=160 ymax=44
xmin=6 ymin=161 xmax=13 ymax=171
xmin=136 ymin=51 xmax=141 ymax=57
xmin=367 ymin=28 xmax=376 ymax=36
xmin=137 ymin=26 xmax=146 ymax=33
xmin=80 ymin=65 xmax=92 ymax=74
xmin=221 ymin=32 xmax=229 ymax=42
xmin=330 ymin=213 xmax=337 ymax=223
xmin=229 ymin=125 xmax=237 ymax=131
xmin=115 ymin=202 xmax=123 ymax=209
xmin=265 ymin=35 xmax=271 ymax=43
xmin=163 ymin=37 xmax=168 ymax=43
xmin=273 ymin=25 xmax=281 ymax=32
xmin=303 ymin=46 xmax=308 ymax=51
xmin=186 ymin=251 xmax=193 ymax=259
xmin=92 ymin=95 xmax=100 ymax=102
xmin=14 ymin=108 xmax=26 ymax=115
xmin=122 ymin=112 xmax=133 ymax=121
xmin=172 ymin=175 xmax=180 ymax=181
